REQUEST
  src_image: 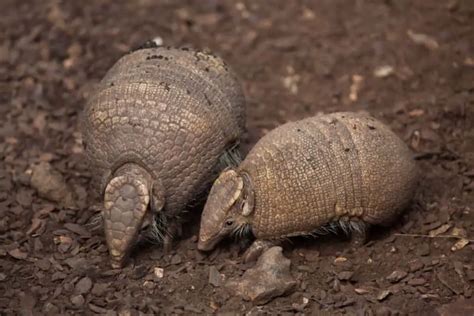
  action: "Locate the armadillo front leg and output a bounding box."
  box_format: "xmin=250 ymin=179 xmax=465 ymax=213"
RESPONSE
xmin=348 ymin=219 xmax=369 ymax=247
xmin=243 ymin=239 xmax=281 ymax=263
xmin=162 ymin=221 xmax=183 ymax=252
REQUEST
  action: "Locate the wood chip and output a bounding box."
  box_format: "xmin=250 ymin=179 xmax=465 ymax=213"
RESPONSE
xmin=377 ymin=290 xmax=391 ymax=301
xmin=451 ymin=238 xmax=469 ymax=251
xmin=429 ymin=224 xmax=451 ymax=237
xmin=8 ymin=248 xmax=28 ymax=260
xmin=407 ymin=30 xmax=439 ymax=50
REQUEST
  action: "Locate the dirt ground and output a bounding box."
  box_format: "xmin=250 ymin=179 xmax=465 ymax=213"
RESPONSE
xmin=1 ymin=0 xmax=473 ymax=315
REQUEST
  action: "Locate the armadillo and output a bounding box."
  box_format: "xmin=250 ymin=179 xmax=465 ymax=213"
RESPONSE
xmin=81 ymin=46 xmax=245 ymax=267
xmin=198 ymin=112 xmax=417 ymax=261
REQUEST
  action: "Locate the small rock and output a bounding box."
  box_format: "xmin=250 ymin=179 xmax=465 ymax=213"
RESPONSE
xmin=407 ymin=277 xmax=426 ymax=286
xmin=0 ymin=273 xmax=6 ymax=281
xmin=334 ymin=256 xmax=347 ymax=264
xmin=337 ymin=271 xmax=354 ymax=281
xmin=75 ymin=277 xmax=93 ymax=295
xmin=408 ymin=260 xmax=424 ymax=272
xmin=354 ymin=288 xmax=370 ymax=295
xmin=91 ymin=283 xmax=109 ymax=296
xmin=143 ymin=280 xmax=155 ymax=290
xmin=36 ymin=258 xmax=51 ymax=271
xmin=377 ymin=290 xmax=391 ymax=301
xmin=89 ymin=303 xmax=108 ymax=314
xmin=51 ymin=272 xmax=67 ymax=281
xmin=451 ymin=238 xmax=469 ymax=251
xmin=30 ymin=162 xmax=76 ymax=207
xmin=407 ymin=30 xmax=439 ymax=50
xmin=8 ymin=248 xmax=28 ymax=260
xmin=132 ymin=265 xmax=148 ymax=280
xmin=417 ymin=243 xmax=430 ymax=256
xmin=303 ymin=249 xmax=319 ymax=261
xmin=373 ymin=65 xmax=394 ymax=78
xmin=64 ymin=256 xmax=87 ymax=270
xmin=386 ymin=270 xmax=408 ymax=283
xmin=170 ymin=254 xmax=182 ymax=265
xmin=64 ymin=223 xmax=91 ymax=238
xmin=452 ymin=227 xmax=468 ymax=238
xmin=209 ymin=266 xmax=223 ymax=287
xmin=154 ymin=267 xmax=164 ymax=279
xmin=226 ymin=247 xmax=297 ymax=305
xmin=70 ymin=294 xmax=85 ymax=307
xmin=43 ymin=302 xmax=59 ymax=314
xmin=292 ymin=296 xmax=310 ymax=312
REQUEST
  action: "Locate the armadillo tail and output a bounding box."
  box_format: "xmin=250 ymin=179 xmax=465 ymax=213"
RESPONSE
xmin=103 ymin=164 xmax=152 ymax=268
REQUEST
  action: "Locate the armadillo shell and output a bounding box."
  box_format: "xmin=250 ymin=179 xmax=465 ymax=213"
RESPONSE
xmin=240 ymin=112 xmax=417 ymax=239
xmin=81 ymin=47 xmax=245 ymax=215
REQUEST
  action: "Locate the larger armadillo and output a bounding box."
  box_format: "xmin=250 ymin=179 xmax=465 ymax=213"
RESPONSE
xmin=198 ymin=112 xmax=417 ymax=261
xmin=81 ymin=46 xmax=245 ymax=267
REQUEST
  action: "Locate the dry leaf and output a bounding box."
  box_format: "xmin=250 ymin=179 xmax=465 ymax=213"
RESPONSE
xmin=407 ymin=30 xmax=439 ymax=50
xmin=451 ymin=238 xmax=469 ymax=251
xmin=429 ymin=224 xmax=451 ymax=237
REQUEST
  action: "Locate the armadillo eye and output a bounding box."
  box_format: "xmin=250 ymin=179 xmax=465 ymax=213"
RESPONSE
xmin=225 ymin=219 xmax=234 ymax=226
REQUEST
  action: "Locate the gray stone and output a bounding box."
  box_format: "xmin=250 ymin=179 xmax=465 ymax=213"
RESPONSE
xmin=226 ymin=247 xmax=296 ymax=305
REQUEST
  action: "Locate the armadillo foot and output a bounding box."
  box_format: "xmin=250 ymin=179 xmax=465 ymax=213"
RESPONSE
xmin=350 ymin=223 xmax=369 ymax=247
xmin=162 ymin=222 xmax=182 ymax=252
xmin=163 ymin=234 xmax=173 ymax=252
xmin=243 ymin=239 xmax=279 ymax=263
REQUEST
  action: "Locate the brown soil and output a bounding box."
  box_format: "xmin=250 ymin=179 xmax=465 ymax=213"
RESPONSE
xmin=1 ymin=0 xmax=473 ymax=315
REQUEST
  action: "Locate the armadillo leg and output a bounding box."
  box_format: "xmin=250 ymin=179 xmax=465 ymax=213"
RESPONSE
xmin=243 ymin=239 xmax=280 ymax=263
xmin=103 ymin=163 xmax=153 ymax=268
xmin=162 ymin=222 xmax=182 ymax=252
xmin=349 ymin=220 xmax=369 ymax=247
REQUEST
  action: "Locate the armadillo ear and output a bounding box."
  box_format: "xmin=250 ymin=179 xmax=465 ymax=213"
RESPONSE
xmin=213 ymin=169 xmax=244 ymax=210
xmin=241 ymin=173 xmax=254 ymax=217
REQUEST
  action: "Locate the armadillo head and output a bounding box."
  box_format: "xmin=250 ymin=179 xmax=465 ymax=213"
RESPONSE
xmin=103 ymin=164 xmax=164 ymax=268
xmin=198 ymin=169 xmax=254 ymax=251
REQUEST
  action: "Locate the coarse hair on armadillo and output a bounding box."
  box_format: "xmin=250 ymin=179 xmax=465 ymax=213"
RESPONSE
xmin=310 ymin=219 xmax=367 ymax=237
xmin=218 ymin=143 xmax=243 ymax=170
xmin=145 ymin=212 xmax=171 ymax=244
xmin=232 ymin=223 xmax=252 ymax=240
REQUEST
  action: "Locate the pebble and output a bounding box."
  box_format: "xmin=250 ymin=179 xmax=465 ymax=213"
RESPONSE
xmin=408 ymin=260 xmax=424 ymax=272
xmin=208 ymin=266 xmax=223 ymax=287
xmin=170 ymin=254 xmax=182 ymax=265
xmin=70 ymin=294 xmax=85 ymax=307
xmin=75 ymin=277 xmax=93 ymax=295
xmin=226 ymin=247 xmax=297 ymax=305
xmin=154 ymin=267 xmax=164 ymax=279
xmin=417 ymin=243 xmax=431 ymax=256
xmin=386 ymin=270 xmax=408 ymax=283
xmin=337 ymin=271 xmax=354 ymax=281
xmin=377 ymin=290 xmax=391 ymax=301
xmin=407 ymin=277 xmax=426 ymax=286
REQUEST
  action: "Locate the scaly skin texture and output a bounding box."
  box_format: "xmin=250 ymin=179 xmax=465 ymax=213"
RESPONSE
xmin=81 ymin=47 xmax=245 ymax=266
xmin=240 ymin=112 xmax=417 ymax=239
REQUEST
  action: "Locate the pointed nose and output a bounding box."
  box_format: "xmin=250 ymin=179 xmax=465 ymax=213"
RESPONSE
xmin=197 ymin=234 xmax=221 ymax=251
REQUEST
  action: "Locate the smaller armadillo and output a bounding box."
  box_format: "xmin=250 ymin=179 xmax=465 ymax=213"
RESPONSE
xmin=198 ymin=112 xmax=417 ymax=261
